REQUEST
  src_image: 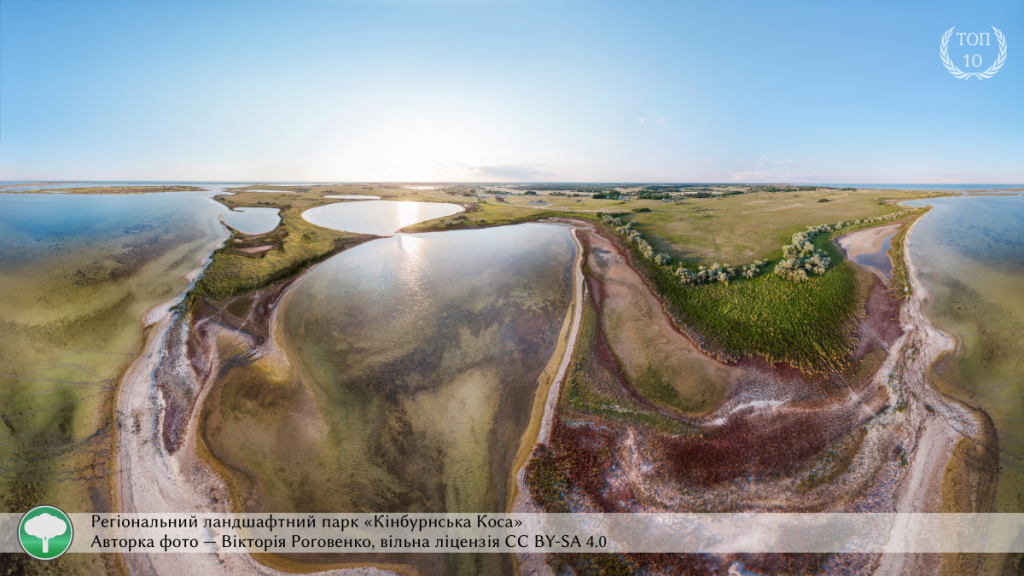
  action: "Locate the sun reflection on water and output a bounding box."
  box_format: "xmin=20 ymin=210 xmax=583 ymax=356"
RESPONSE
xmin=302 ymin=200 xmax=463 ymax=236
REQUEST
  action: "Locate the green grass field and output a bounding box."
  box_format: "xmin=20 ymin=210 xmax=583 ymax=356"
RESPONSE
xmin=623 ymin=188 xmax=948 ymax=266
xmin=624 ymin=228 xmax=867 ymax=371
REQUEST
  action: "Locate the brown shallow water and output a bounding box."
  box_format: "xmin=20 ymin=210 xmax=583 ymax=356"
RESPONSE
xmin=202 ymin=223 xmax=576 ymax=575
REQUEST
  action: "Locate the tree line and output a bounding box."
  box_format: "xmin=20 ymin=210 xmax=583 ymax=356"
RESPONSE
xmin=603 ymin=207 xmax=913 ymax=287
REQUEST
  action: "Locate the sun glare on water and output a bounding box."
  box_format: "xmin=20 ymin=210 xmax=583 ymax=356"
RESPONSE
xmin=397 ymin=201 xmax=421 ymax=231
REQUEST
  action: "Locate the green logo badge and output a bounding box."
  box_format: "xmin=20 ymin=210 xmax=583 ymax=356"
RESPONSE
xmin=19 ymin=506 xmax=73 ymax=560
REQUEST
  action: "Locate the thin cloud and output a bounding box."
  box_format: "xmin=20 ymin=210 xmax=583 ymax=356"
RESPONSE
xmin=657 ymin=118 xmax=665 ymax=124
xmin=434 ymin=162 xmax=557 ymax=180
xmin=636 ymin=117 xmax=647 ymax=124
xmin=732 ymin=171 xmax=771 ymax=181
xmin=773 ymin=159 xmax=793 ymax=165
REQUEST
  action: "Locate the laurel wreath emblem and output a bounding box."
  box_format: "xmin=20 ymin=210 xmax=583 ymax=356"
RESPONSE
xmin=940 ymin=26 xmax=1008 ymax=80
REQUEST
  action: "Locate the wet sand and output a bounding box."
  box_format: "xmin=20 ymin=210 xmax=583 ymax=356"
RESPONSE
xmin=838 ymin=224 xmax=899 ymax=282
xmin=838 ymin=223 xmax=900 ymax=259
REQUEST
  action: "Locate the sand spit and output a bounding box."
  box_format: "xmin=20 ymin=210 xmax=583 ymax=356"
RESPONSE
xmin=534 ymin=225 xmax=587 ymax=448
xmin=510 ymin=222 xmax=586 ymax=576
xmin=115 ymin=275 xmax=397 ymax=575
xmin=872 ymin=218 xmax=997 ymax=576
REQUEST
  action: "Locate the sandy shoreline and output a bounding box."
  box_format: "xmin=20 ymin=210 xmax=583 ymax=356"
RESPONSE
xmin=872 ymin=216 xmax=995 ymax=576
xmin=114 ymin=238 xmax=395 ymax=575
xmin=508 ymin=222 xmax=586 ymax=576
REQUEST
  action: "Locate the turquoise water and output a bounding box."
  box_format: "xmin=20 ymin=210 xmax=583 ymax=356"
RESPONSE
xmin=0 ymin=192 xmax=226 ymax=264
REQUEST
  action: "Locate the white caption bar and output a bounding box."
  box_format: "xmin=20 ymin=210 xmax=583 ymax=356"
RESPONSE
xmin=3 ymin=513 xmax=1024 ymax=554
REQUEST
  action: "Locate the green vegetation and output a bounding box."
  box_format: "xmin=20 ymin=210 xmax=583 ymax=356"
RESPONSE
xmin=678 ymin=260 xmax=768 ymax=284
xmin=441 ymin=213 xmax=469 ymax=226
xmin=188 ymin=184 xmax=517 ymax=299
xmin=193 ymin=214 xmax=370 ymax=300
xmin=608 ymin=207 xmax=914 ymax=288
xmin=886 ymin=213 xmax=923 ymax=299
xmin=400 ymin=200 xmax=560 ymax=232
xmin=774 ymin=223 xmax=840 ymax=281
xmin=412 ymin=185 xmax=944 ymax=372
xmin=189 ymin=186 xmax=396 ymax=299
xmin=586 ymin=194 xmax=934 ymax=371
xmin=603 ymin=216 xmax=672 ymax=264
xmin=619 ymin=227 xmax=866 ymax=371
xmin=560 ymin=299 xmax=699 ymax=432
xmin=624 ymin=187 xmax=951 ymax=266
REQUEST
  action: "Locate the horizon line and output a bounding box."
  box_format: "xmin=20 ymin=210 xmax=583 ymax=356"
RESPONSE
xmin=3 ymin=180 xmax=1023 ymax=186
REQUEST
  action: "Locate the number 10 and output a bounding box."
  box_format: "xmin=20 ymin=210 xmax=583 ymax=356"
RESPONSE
xmin=963 ymin=54 xmax=983 ymax=68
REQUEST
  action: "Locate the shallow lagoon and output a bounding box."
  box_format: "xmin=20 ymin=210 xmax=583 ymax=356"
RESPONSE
xmin=203 ymin=223 xmax=576 ymax=574
xmin=221 ymin=206 xmax=280 ymax=234
xmin=0 ymin=191 xmax=226 ymax=512
xmin=303 ymin=200 xmax=462 ymax=235
xmin=906 ymin=195 xmax=1024 ymax=512
xmin=852 ymin=234 xmax=894 ymax=281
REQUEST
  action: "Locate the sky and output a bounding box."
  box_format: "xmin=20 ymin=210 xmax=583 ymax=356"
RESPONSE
xmin=1 ymin=0 xmax=1021 ymax=183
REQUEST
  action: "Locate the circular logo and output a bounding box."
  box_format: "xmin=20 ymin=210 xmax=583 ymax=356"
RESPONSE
xmin=18 ymin=506 xmax=73 ymax=560
xmin=940 ymin=26 xmax=1008 ymax=80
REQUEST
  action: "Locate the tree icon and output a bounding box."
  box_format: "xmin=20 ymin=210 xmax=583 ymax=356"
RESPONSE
xmin=19 ymin=506 xmax=73 ymax=560
xmin=24 ymin=512 xmax=67 ymax=554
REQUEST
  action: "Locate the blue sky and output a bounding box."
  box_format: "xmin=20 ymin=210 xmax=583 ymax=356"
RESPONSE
xmin=1 ymin=0 xmax=1021 ymax=183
